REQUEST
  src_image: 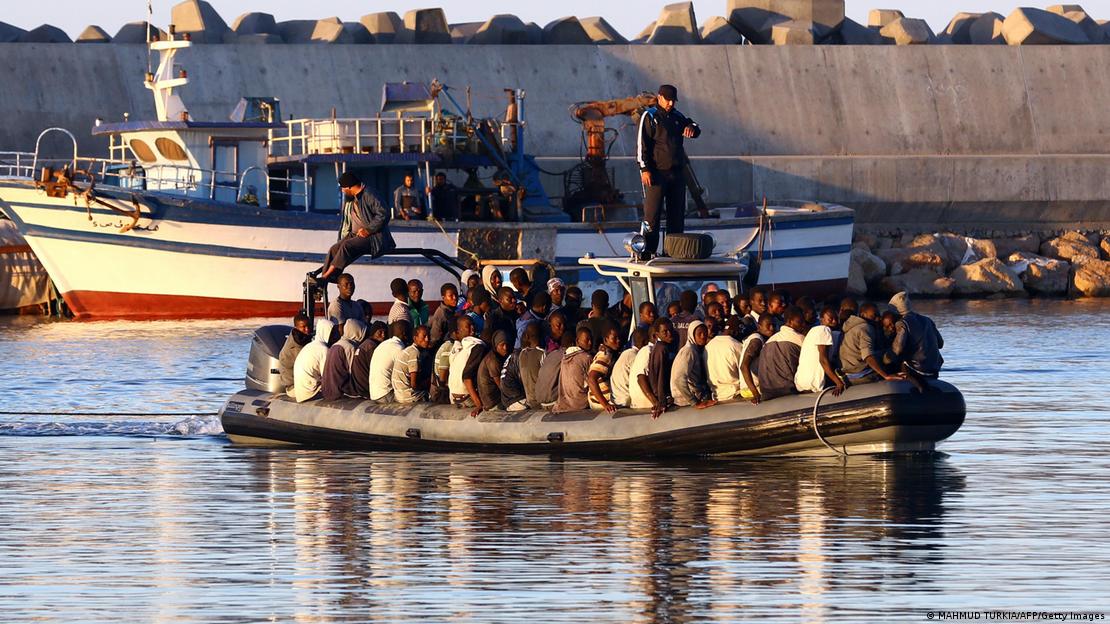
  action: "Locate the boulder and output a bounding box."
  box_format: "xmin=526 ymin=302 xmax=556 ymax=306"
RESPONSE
xmin=1006 ymin=251 xmax=1070 ymax=295
xmin=0 ymin=22 xmax=27 ymax=43
xmin=771 ymin=19 xmax=816 ymax=44
xmin=1047 ymin=5 xmax=1106 ymax=43
xmin=232 ymin=12 xmax=278 ymax=36
xmin=170 ymin=0 xmax=229 ymax=43
xmin=450 ymin=22 xmax=482 ymax=43
xmin=399 ymin=9 xmax=452 ymax=44
xmin=701 ymin=16 xmax=743 ymax=44
xmin=950 ymin=258 xmax=1025 ymax=297
xmin=850 ymin=246 xmax=887 ymax=284
xmin=867 ymin=9 xmax=904 ymax=28
xmin=360 ymin=12 xmax=404 ymax=43
xmin=114 ymin=22 xmax=167 ymax=43
xmin=875 ymin=248 xmax=945 ymax=275
xmin=847 ymin=261 xmax=868 ymax=295
xmin=1070 ymin=256 xmax=1110 ymax=297
xmin=836 ymin=17 xmax=883 ymax=44
xmin=648 ymin=2 xmax=701 ymax=44
xmin=1101 ymin=237 xmax=1110 ymax=260
xmin=992 ymin=233 xmax=1041 ymax=259
xmin=76 ymin=25 xmax=112 ymax=43
xmin=633 ymin=21 xmax=656 ymax=43
xmin=470 ymin=14 xmax=532 ymax=44
xmin=581 ymin=16 xmax=627 ymax=44
xmin=1002 ymin=8 xmax=1089 ymax=45
xmin=880 ymin=17 xmax=934 ymax=45
xmin=943 ymin=12 xmax=982 ymax=43
xmin=18 ymin=24 xmax=72 ymax=43
xmin=542 ymin=17 xmax=592 ymax=44
xmin=904 ymin=232 xmax=995 ymax=271
xmin=727 ymin=0 xmax=845 ymax=43
xmin=969 ymin=12 xmax=1005 ymax=44
xmin=880 ymin=269 xmax=956 ymax=298
xmin=1040 ymin=231 xmax=1100 ymax=262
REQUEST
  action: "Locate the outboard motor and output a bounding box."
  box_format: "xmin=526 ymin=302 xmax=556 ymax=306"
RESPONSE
xmin=245 ymin=325 xmax=291 ymax=393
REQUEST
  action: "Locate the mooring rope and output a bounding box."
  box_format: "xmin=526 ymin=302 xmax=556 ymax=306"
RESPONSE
xmin=811 ymin=386 xmax=849 ymax=458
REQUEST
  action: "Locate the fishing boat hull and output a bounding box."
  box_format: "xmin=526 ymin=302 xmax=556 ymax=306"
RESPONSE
xmin=219 ymin=380 xmax=965 ymax=458
xmin=0 ymin=180 xmax=851 ymax=319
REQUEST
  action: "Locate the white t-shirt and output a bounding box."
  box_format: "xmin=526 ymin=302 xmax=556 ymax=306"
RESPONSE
xmin=609 ymin=346 xmax=639 ymax=407
xmin=795 ymin=325 xmax=834 ymax=393
xmin=369 ymin=337 xmax=405 ymax=400
xmin=627 ymin=343 xmax=655 ymax=409
xmin=706 ymin=335 xmax=745 ymax=401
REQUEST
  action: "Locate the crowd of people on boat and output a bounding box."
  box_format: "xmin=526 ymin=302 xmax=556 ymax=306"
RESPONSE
xmin=280 ymin=268 xmax=944 ymax=418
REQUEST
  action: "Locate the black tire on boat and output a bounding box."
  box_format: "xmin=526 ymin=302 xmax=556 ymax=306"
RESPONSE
xmin=664 ymin=233 xmax=714 ymax=260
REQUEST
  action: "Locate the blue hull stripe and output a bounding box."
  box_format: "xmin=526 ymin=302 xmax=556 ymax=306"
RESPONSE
xmin=554 ymin=244 xmax=851 ymax=266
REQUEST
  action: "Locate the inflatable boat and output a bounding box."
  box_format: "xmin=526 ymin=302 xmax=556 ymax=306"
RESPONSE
xmin=220 ymin=325 xmax=965 ymax=458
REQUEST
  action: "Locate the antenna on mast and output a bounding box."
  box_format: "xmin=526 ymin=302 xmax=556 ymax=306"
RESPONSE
xmin=145 ymin=0 xmax=154 ymax=75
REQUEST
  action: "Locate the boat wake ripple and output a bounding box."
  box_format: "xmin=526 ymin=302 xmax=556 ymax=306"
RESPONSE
xmin=0 ymin=415 xmax=224 ymax=437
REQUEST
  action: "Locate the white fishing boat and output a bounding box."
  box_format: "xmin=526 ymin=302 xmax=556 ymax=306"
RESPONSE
xmin=0 ymin=28 xmax=851 ymax=319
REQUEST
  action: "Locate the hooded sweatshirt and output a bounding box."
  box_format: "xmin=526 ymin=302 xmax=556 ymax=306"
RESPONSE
xmin=706 ymin=333 xmax=745 ymax=402
xmin=448 ymin=336 xmax=487 ymax=398
xmin=840 ymin=315 xmax=880 ymax=375
xmin=889 ymin=292 xmax=944 ymax=376
xmin=610 ymin=346 xmax=639 ymax=407
xmin=671 ymin=320 xmax=711 ymax=407
xmin=554 ymin=345 xmax=593 ymax=413
xmin=321 ymin=319 xmax=367 ymax=400
xmin=481 ymin=266 xmax=501 ymax=293
xmin=278 ymin=326 xmax=313 ymax=395
xmin=293 ymin=318 xmax=335 ymax=402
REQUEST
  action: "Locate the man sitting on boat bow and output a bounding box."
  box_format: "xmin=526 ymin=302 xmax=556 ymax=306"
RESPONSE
xmin=315 ymin=172 xmax=396 ymax=283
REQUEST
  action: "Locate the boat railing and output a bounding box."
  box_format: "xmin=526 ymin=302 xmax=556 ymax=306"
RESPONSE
xmin=270 ymin=116 xmax=441 ymax=159
xmin=0 ymin=151 xmax=36 ymax=180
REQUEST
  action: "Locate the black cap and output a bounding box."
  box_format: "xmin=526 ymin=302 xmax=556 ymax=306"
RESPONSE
xmin=338 ymin=172 xmax=361 ymax=188
xmin=658 ymin=84 xmax=678 ymax=101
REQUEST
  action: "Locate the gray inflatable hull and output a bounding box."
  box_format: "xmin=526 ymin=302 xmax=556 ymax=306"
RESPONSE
xmin=220 ymin=380 xmax=965 ymax=458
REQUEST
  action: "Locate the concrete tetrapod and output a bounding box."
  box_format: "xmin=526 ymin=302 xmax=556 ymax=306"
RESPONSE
xmin=469 ymin=14 xmax=531 ymax=45
xmin=879 ymin=17 xmax=934 ymax=45
xmin=943 ymin=12 xmax=983 ymax=44
xmin=399 ymin=9 xmax=452 ymax=44
xmin=76 ymin=26 xmax=112 ymax=43
xmin=360 ymin=12 xmax=404 ymax=43
xmin=728 ymin=0 xmax=845 ymax=43
xmin=171 ymin=0 xmax=229 ymax=44
xmin=580 ymin=17 xmax=627 ymax=45
xmin=837 ymin=17 xmax=884 ymax=44
xmin=542 ymin=17 xmax=592 ymax=44
xmin=701 ymin=16 xmax=743 ymax=44
xmin=0 ymin=22 xmax=27 ymax=43
xmin=232 ymin=13 xmax=279 ymax=36
xmin=771 ymin=20 xmax=816 ymax=45
xmin=450 ymin=22 xmax=482 ymax=44
xmin=969 ymin=12 xmax=1006 ymax=44
xmin=867 ymin=9 xmax=904 ymax=28
xmin=114 ymin=22 xmax=167 ymax=43
xmin=18 ymin=25 xmax=72 ymax=43
xmin=648 ymin=2 xmax=702 ymax=45
xmin=1047 ymin=5 xmax=1106 ymax=43
xmin=1002 ymin=8 xmax=1089 ymax=45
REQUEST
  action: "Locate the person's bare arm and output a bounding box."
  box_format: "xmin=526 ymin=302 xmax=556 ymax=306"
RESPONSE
xmin=740 ymin=341 xmax=763 ymax=405
xmin=637 ymin=373 xmax=662 ymax=418
xmin=866 ymin=354 xmax=904 ymax=382
xmin=464 ymin=378 xmax=483 ymax=417
xmin=588 ymin=370 xmax=615 ymax=413
xmin=818 ymin=344 xmax=845 ymax=396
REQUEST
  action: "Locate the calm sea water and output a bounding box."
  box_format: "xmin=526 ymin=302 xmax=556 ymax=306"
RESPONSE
xmin=0 ymin=300 xmax=1108 ymax=622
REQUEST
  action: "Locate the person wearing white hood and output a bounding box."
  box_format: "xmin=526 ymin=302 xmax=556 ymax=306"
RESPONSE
xmin=321 ymin=318 xmax=367 ymax=400
xmin=448 ymin=315 xmax=489 ymax=416
xmin=293 ymin=318 xmax=336 ymax=403
xmin=670 ymin=320 xmax=717 ymax=409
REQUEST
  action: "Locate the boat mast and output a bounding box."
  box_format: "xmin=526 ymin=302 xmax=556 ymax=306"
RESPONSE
xmin=143 ymin=1 xmax=192 ymax=122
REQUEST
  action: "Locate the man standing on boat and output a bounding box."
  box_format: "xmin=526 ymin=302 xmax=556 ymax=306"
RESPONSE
xmin=316 ymin=172 xmax=395 ymax=283
xmin=637 ymin=84 xmax=701 ymax=260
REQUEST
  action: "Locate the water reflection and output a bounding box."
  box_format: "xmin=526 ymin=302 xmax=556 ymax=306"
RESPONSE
xmin=231 ymin=450 xmax=964 ymax=622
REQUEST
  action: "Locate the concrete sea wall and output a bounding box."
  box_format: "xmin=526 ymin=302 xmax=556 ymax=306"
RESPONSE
xmin=3 ymin=43 xmax=1110 ymax=228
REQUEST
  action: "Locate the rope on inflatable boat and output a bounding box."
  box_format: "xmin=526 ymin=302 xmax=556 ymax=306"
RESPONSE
xmin=812 ymin=386 xmax=849 ymax=458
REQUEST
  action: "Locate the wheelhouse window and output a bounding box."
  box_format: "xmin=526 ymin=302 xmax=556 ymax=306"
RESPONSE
xmin=128 ymin=139 xmax=156 ymax=163
xmin=155 ymin=138 xmax=189 ymax=162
